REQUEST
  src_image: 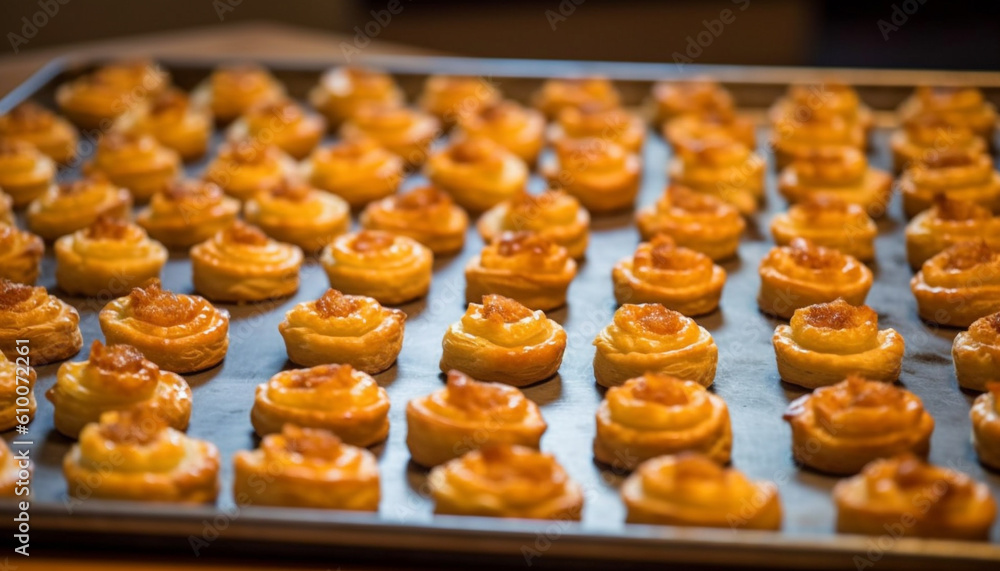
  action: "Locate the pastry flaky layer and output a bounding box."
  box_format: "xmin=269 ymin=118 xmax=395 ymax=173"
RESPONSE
xmin=531 ymin=76 xmax=621 ymax=120
xmin=898 ymin=149 xmax=1000 ymax=219
xmin=0 ymin=101 xmax=79 ymax=164
xmin=137 ymin=180 xmax=240 ymax=249
xmin=82 ymin=131 xmax=181 ymax=202
xmin=304 ymin=137 xmax=404 ymax=208
xmin=971 ymin=383 xmax=1000 ymax=470
xmin=308 ymin=66 xmax=404 ymax=129
xmin=0 ymin=222 xmax=44 ymax=285
xmin=99 ymin=279 xmax=230 ymax=374
xmin=456 ymin=100 xmax=546 ymax=165
xmin=251 ymin=363 xmax=390 ymax=447
xmin=440 ymin=294 xmax=566 ymax=386
xmin=0 ymin=351 xmax=36 ymax=432
xmin=192 ymin=64 xmax=285 ymax=124
xmin=26 ymin=176 xmax=133 ymax=241
xmin=406 ymin=370 xmax=547 ymax=467
xmin=954 ymin=312 xmax=1000 ymax=392
xmin=191 ymin=221 xmax=303 ymax=303
xmin=905 ymin=196 xmax=1000 ymax=270
xmin=635 ymin=185 xmax=745 ymax=262
xmin=46 ymin=341 xmax=192 ymax=439
xmin=0 ymin=139 xmax=56 ymax=209
xmin=667 ymin=134 xmax=764 ymax=215
xmin=621 ymin=453 xmax=782 ymax=530
xmin=541 ymin=137 xmax=641 ymax=214
xmin=418 ymin=75 xmax=501 ymax=127
xmin=770 ymin=195 xmax=877 ymax=262
xmin=477 ymin=190 xmax=590 ymax=260
xmin=594 ymin=373 xmax=732 ymax=471
xmin=465 ymin=231 xmax=577 ymax=311
xmin=0 ymin=279 xmax=82 ymax=365
xmin=202 ymin=142 xmax=297 ymax=202
xmin=833 ymin=454 xmax=997 ymax=540
xmin=593 ymin=303 xmax=717 ymax=388
xmin=341 ymin=103 xmax=440 ymax=168
xmin=651 ymin=79 xmax=736 ymax=127
xmin=425 ymin=137 xmax=529 ymax=213
xmin=429 ymin=444 xmax=583 ymax=520
xmin=359 ymin=185 xmax=469 ymax=256
xmin=911 ymin=241 xmax=1000 ymax=328
xmin=550 ymin=104 xmax=646 ymax=153
xmin=279 ymin=288 xmax=406 ymax=374
xmin=233 ymin=424 xmax=380 ymax=511
xmin=226 ymin=98 xmax=326 ymax=160
xmin=777 ymin=146 xmax=892 ymax=218
xmin=117 ymin=88 xmax=212 ymax=161
xmin=321 ymin=230 xmax=434 ymax=306
xmin=773 ymin=299 xmax=905 ymax=389
xmin=243 ymin=178 xmax=350 ymax=253
xmin=63 ymin=407 xmax=219 ymax=503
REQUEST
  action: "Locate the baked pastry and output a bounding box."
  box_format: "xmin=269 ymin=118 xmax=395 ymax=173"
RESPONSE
xmin=971 ymin=383 xmax=1000 ymax=469
xmin=898 ymin=85 xmax=998 ymax=142
xmin=773 ymin=299 xmax=904 ymax=389
xmin=202 ymin=141 xmax=298 ymax=202
xmin=137 ymin=180 xmax=240 ymax=248
xmin=0 ymin=190 xmax=10 ymax=225
xmin=0 ymin=438 xmax=26 ymax=496
xmin=0 ymin=279 xmax=82 ymax=365
xmin=99 ymin=279 xmax=230 ymax=374
xmin=279 ymin=288 xmax=405 ymax=373
xmin=594 ymin=373 xmax=731 ymax=470
xmin=456 ymin=100 xmax=546 ymax=165
xmin=834 ymin=454 xmax=996 ymax=540
xmin=309 ymin=66 xmax=404 ymax=128
xmin=954 ymin=313 xmax=1000 ymax=392
xmin=622 ymin=453 xmax=781 ymax=530
xmin=769 ymin=82 xmax=874 ymax=139
xmin=359 ymin=185 xmax=469 ymax=255
xmin=250 ymin=363 xmax=390 ymax=446
xmin=663 ymin=109 xmax=757 ymax=152
xmin=593 ymin=303 xmax=717 ymax=388
xmin=55 ymin=60 xmax=169 ymax=129
xmin=770 ymin=196 xmax=877 ymax=262
xmin=911 ymin=241 xmax=1000 ymax=327
xmin=478 ymin=190 xmax=589 ymax=259
xmin=419 ymin=75 xmax=501 ymax=127
xmin=550 ymin=104 xmax=645 ymax=152
xmin=898 ymin=149 xmax=1000 ymax=218
xmin=26 ymin=177 xmax=132 ymax=241
xmin=0 ymin=102 xmax=78 ymax=163
xmin=651 ymin=79 xmax=735 ymax=127
xmin=192 ymin=64 xmax=285 ymax=124
xmin=303 ymin=138 xmax=404 ymax=208
xmin=116 ymin=88 xmax=212 ymax=161
xmin=668 ymin=135 xmax=764 ymax=215
xmin=63 ymin=407 xmax=219 ymax=503
xmin=233 ymin=424 xmax=380 ymax=511
xmin=906 ymin=195 xmax=1000 ymax=269
xmin=425 ymin=137 xmax=529 ymax=213
xmin=612 ymin=235 xmax=726 ymax=316
xmin=635 ymin=185 xmax=745 ymax=261
xmin=541 ymin=137 xmax=641 ymax=214
xmin=784 ymin=375 xmax=932 ymax=474
xmin=55 ymin=216 xmax=168 ymax=297
xmin=778 ymin=146 xmax=893 ymax=217
xmin=243 ymin=178 xmax=350 ymax=253
xmin=320 ymin=230 xmax=433 ymax=305
xmin=758 ymin=239 xmax=873 ymax=319
xmin=465 ymin=231 xmax=576 ymax=311
xmin=890 ymin=114 xmax=987 ymax=173
xmin=0 ymin=223 xmax=44 ymax=285
xmin=532 ymin=76 xmax=621 ymax=119
xmin=0 ymin=139 xmax=56 ymax=207
xmin=770 ymin=111 xmax=865 ymax=170
xmin=440 ymin=294 xmax=566 ymax=386
xmin=407 ymin=371 xmax=547 ymax=467
xmin=227 ymin=98 xmax=326 ymax=160
xmin=190 ymin=221 xmax=303 ymax=303
xmin=341 ymin=103 xmax=440 ymax=167
xmin=46 ymin=340 xmax=192 ymax=438
xmin=0 ymin=350 xmax=36 ymax=431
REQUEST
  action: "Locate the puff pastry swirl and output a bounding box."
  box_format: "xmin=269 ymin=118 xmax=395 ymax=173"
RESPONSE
xmin=651 ymin=79 xmax=735 ymax=127
xmin=456 ymin=100 xmax=546 ymax=165
xmin=359 ymin=185 xmax=469 ymax=255
xmin=137 ymin=180 xmax=240 ymax=249
xmin=478 ymin=190 xmax=589 ymax=259
xmin=0 ymin=223 xmax=44 ymax=285
xmin=532 ymin=76 xmax=620 ymax=119
xmin=898 ymin=86 xmax=997 ymax=142
xmin=303 ymin=138 xmax=404 ymax=208
xmin=191 ymin=221 xmax=303 ymax=303
xmin=778 ymin=146 xmax=893 ymax=217
xmin=341 ymin=103 xmax=440 ymax=167
xmin=26 ymin=177 xmax=132 ymax=241
xmin=425 ymin=137 xmax=529 ymax=213
xmin=55 ymin=216 xmax=168 ymax=297
xmin=0 ymin=351 xmax=36 ymax=431
xmin=0 ymin=102 xmax=78 ymax=164
xmin=55 ymin=60 xmax=168 ymax=129
xmin=953 ymin=312 xmax=1000 ymax=392
xmin=117 ymin=88 xmax=212 ymax=161
xmin=636 ymin=185 xmax=745 ymax=261
xmin=0 ymin=139 xmax=56 ymax=208
xmin=465 ymin=231 xmax=577 ymax=311
xmin=83 ymin=132 xmax=181 ymax=202
xmin=890 ymin=115 xmax=987 ymax=173
xmin=550 ymin=104 xmax=645 ymax=152
xmin=663 ymin=110 xmax=757 ymax=153
xmin=911 ymin=241 xmax=1000 ymax=327
xmin=971 ymin=383 xmax=1000 ymax=470
xmin=193 ymin=64 xmax=285 ymax=124
xmin=541 ymin=137 xmax=641 ymax=214
xmin=906 ymin=196 xmax=1000 ymax=270
xmin=0 ymin=279 xmax=82 ymax=365
xmin=770 ymin=113 xmax=865 ymax=170
xmin=243 ymin=178 xmax=350 ymax=253
xmin=321 ymin=230 xmax=433 ymax=306
xmin=202 ymin=142 xmax=297 ymax=202
xmin=227 ymin=98 xmax=325 ymax=160
xmin=771 ymin=196 xmax=877 ymax=262
xmin=309 ymin=66 xmax=404 ymax=128
xmin=898 ymin=149 xmax=1000 ymax=218
xmin=419 ymin=75 xmax=501 ymax=127
xmin=668 ymin=135 xmax=764 ymax=215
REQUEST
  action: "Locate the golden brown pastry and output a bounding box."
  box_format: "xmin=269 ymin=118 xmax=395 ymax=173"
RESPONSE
xmin=359 ymin=185 xmax=469 ymax=255
xmin=770 ymin=196 xmax=877 ymax=262
xmin=320 ymin=230 xmax=433 ymax=306
xmin=541 ymin=137 xmax=641 ymax=214
xmin=190 ymin=221 xmax=303 ymax=303
xmin=651 ymin=78 xmax=735 ymax=127
xmin=425 ymin=137 xmax=529 ymax=213
xmin=243 ymin=178 xmax=350 ymax=253
xmin=971 ymin=383 xmax=1000 ymax=469
xmin=227 ymin=98 xmax=326 ymax=160
xmin=770 ymin=111 xmax=865 ymax=170
xmin=0 ymin=190 xmax=10 ymax=225
xmin=593 ymin=303 xmax=717 ymax=388
xmin=635 ymin=185 xmax=745 ymax=261
xmin=758 ymin=239 xmax=873 ymax=319
xmin=99 ymin=279 xmax=230 ymax=374
xmin=56 ymin=60 xmax=169 ymax=129
xmin=834 ymin=454 xmax=996 ymax=540
xmin=341 ymin=103 xmax=440 ymax=167
xmin=233 ymin=424 xmax=380 ymax=511
xmin=954 ymin=313 xmax=1000 ymax=392
xmin=192 ymin=64 xmax=285 ymax=124
xmin=0 ymin=102 xmax=78 ymax=163
xmin=773 ymin=299 xmax=904 ymax=389
xmin=532 ymin=76 xmax=621 ymax=119
xmin=612 ymin=235 xmax=725 ymax=316
xmin=769 ymin=83 xmax=874 ymax=138
xmin=137 ymin=180 xmax=240 ymax=249
xmin=595 ymin=373 xmax=731 ymax=470
xmin=408 ymin=370 xmax=547 ymax=467
xmin=116 ymin=88 xmax=212 ymax=161
xmin=890 ymin=115 xmax=987 ymax=173
xmin=0 ymin=223 xmax=43 ymax=285
xmin=899 ymin=85 xmax=998 ymax=142
xmin=622 ymin=453 xmax=781 ymax=530
xmin=668 ymin=135 xmax=764 ymax=215
xmin=456 ymin=100 xmax=546 ymax=165
xmin=0 ymin=279 xmax=82 ymax=365
xmin=906 ymin=195 xmax=1000 ymax=269
xmin=465 ymin=231 xmax=576 ymax=311
xmin=0 ymin=438 xmax=27 ymax=496
xmin=55 ymin=216 xmax=168 ymax=297
xmin=0 ymin=139 xmax=56 ymax=207
xmin=478 ymin=190 xmax=589 ymax=259
xmin=46 ymin=340 xmax=192 ymax=438
xmin=279 ymin=288 xmax=405 ymax=373
xmin=550 ymin=104 xmax=646 ymax=152
xmin=0 ymin=350 xmax=36 ymax=431
xmin=303 ymin=138 xmax=404 ymax=208
xmin=202 ymin=141 xmax=298 ymax=202
xmin=911 ymin=241 xmax=1000 ymax=327
xmin=250 ymin=363 xmax=389 ymax=446
xmin=309 ymin=66 xmax=404 ymax=128
xmin=778 ymin=146 xmax=893 ymax=217
xmin=784 ymin=375 xmax=932 ymax=475
xmin=63 ymin=407 xmax=218 ymax=503
xmin=419 ymin=75 xmax=501 ymax=127
xmin=26 ymin=177 xmax=132 ymax=241
xmin=663 ymin=109 xmax=757 ymax=152
xmin=898 ymin=149 xmax=1000 ymax=218
xmin=440 ymin=294 xmax=566 ymax=386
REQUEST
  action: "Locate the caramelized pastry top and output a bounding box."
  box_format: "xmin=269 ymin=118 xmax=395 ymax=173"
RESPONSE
xmin=653 ymin=79 xmax=734 ymax=119
xmin=193 ymin=220 xmax=302 ymax=269
xmin=327 ymin=230 xmax=430 ymax=270
xmin=459 ymin=100 xmax=545 ymax=142
xmin=421 ymin=75 xmax=501 ymax=121
xmin=284 ymin=288 xmax=404 ymax=338
xmin=262 ymin=364 xmax=385 ymax=414
xmin=906 ymin=149 xmax=995 ymax=189
xmin=630 ymin=235 xmax=717 ymax=285
xmin=789 ymin=146 xmax=868 ymax=187
xmin=255 ymin=424 xmax=376 ymax=477
xmin=762 ymin=239 xmax=868 ymax=286
xmin=552 ymin=136 xmax=632 ymax=175
xmin=631 ymin=452 xmax=773 ymax=511
xmin=920 ymin=241 xmax=1000 ymax=288
xmin=0 ymin=224 xmax=44 ymax=259
xmin=788 ymin=298 xmax=880 ymax=354
xmin=598 ymin=304 xmax=704 ymax=354
xmin=316 ymin=66 xmax=402 ymax=105
xmin=534 ymin=77 xmax=621 ymax=116
xmin=0 ymin=139 xmax=54 ymax=173
xmin=481 ymin=231 xmax=570 ymax=274
xmin=605 ymin=373 xmax=720 ymax=431
xmin=364 ymin=186 xmax=465 ymax=232
xmin=419 ymin=370 xmax=538 ymax=424
xmin=459 ymin=294 xmax=560 ymax=348
xmin=788 ymin=375 xmax=928 ymax=437
xmin=0 ymin=279 xmax=77 ymax=326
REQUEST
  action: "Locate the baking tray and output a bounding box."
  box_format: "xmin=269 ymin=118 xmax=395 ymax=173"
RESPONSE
xmin=2 ymin=54 xmax=1000 ymax=570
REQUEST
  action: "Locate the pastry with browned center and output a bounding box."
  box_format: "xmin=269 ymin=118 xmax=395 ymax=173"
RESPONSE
xmin=465 ymin=231 xmax=576 ymax=311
